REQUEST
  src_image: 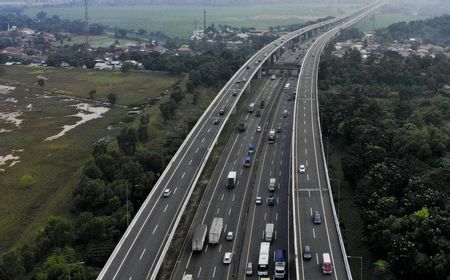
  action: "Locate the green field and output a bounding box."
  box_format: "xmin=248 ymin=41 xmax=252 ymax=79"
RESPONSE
xmin=0 ymin=66 xmax=191 ymax=252
xmin=56 ymin=34 xmax=140 ymax=48
xmin=25 ymin=4 xmax=361 ymax=37
xmin=355 ymin=12 xmax=426 ymax=32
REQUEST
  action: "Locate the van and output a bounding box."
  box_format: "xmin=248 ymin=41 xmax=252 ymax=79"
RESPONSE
xmin=265 ymin=223 xmax=274 ymax=242
xmin=321 ymin=253 xmax=333 ymax=274
xmin=282 ymin=109 xmax=288 ymax=118
xmin=268 ymin=178 xmax=276 ymax=192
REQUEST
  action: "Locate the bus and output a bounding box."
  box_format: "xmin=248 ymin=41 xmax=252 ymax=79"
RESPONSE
xmin=283 ymin=83 xmax=291 ymax=93
xmin=258 ymin=242 xmax=270 ymax=276
xmin=322 ymin=253 xmax=333 ymax=274
xmin=268 ymin=129 xmax=276 ymax=144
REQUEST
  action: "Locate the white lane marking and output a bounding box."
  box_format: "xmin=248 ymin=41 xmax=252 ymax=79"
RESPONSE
xmin=264 ymin=212 xmax=267 ymax=221
xmin=305 ymin=148 xmax=308 ymax=155
xmin=202 ymin=137 xmax=205 ymax=143
xmin=212 ymin=266 xmax=217 ymax=278
xmin=232 ymin=194 xmax=235 ymax=201
xmin=279 ymin=170 xmax=281 ymax=176
xmin=173 ymin=187 xmax=178 ymax=194
xmin=217 ymin=208 xmax=220 ymax=214
xmin=189 ymin=159 xmax=192 ymax=166
xmin=273 ymin=150 xmax=276 ymax=155
xmin=310 ymin=208 xmax=313 ymax=216
xmin=306 ymin=160 xmax=308 ymax=167
xmin=228 ymin=208 xmax=232 ymax=215
xmin=234 ymin=159 xmax=237 ymax=165
xmin=139 ymin=249 xmax=146 ymax=260
xmin=219 ymin=244 xmax=222 ymax=253
xmin=276 ymin=212 xmax=279 ymax=221
xmin=240 ymin=170 xmax=243 ymax=175
xmin=186 ymin=252 xmax=192 ymax=269
xmin=280 ymin=159 xmax=283 ymax=166
xmin=275 ymin=230 xmax=278 ymax=240
xmin=207 ymin=128 xmax=211 ymax=133
xmin=316 ymin=253 xmax=319 ymax=265
xmin=278 ymin=183 xmax=280 ymax=190
xmin=304 ymin=138 xmax=307 ymax=143
xmin=304 ymin=128 xmax=306 ymax=134
xmin=224 ymin=224 xmax=227 ymax=233
xmin=152 ymin=224 xmax=158 ymax=235
xmin=205 ymin=244 xmax=208 ymax=252
xmin=195 ymin=147 xmax=199 ymax=153
xmin=307 ymin=174 xmax=310 ymax=181
xmin=221 ymin=193 xmax=224 ymax=201
xmin=271 ymin=160 xmax=274 ymax=165
xmin=197 ymin=267 xmax=202 ymax=279
xmin=240 ymin=143 xmax=243 ymax=147
xmin=309 ymin=189 xmax=311 ymax=197
xmin=270 ymin=171 xmax=272 ymax=176
xmin=281 ymin=150 xmax=284 ymax=156
xmin=163 ymin=204 xmax=168 ymax=213
xmin=129 ymin=277 xmax=132 ymax=280
xmin=181 ymin=172 xmax=185 ymax=179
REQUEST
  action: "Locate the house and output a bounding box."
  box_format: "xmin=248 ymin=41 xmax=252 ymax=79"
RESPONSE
xmin=20 ymin=27 xmax=35 ymax=36
xmin=153 ymin=46 xmax=167 ymax=54
xmin=177 ymin=45 xmax=193 ymax=55
xmin=94 ymin=62 xmax=112 ymax=70
xmin=43 ymin=32 xmax=56 ymax=42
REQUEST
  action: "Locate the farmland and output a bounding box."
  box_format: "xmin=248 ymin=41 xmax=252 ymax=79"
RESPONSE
xmin=0 ymin=66 xmax=215 ymax=252
xmin=24 ymin=3 xmax=361 ymax=37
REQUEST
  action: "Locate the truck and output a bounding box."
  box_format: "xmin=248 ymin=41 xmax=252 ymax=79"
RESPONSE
xmin=268 ymin=129 xmax=276 ymax=143
xmin=268 ymin=178 xmax=276 ymax=192
xmin=227 ymin=171 xmax=237 ymax=189
xmin=258 ymin=242 xmax=270 ymax=276
xmin=248 ymin=144 xmax=255 ymax=155
xmin=265 ymin=223 xmax=274 ymax=242
xmin=238 ymin=122 xmax=247 ymax=132
xmin=283 ymin=83 xmax=291 ymax=93
xmin=248 ymin=103 xmax=256 ymax=113
xmin=274 ymin=249 xmax=287 ymax=278
xmin=192 ymin=224 xmax=207 ymax=252
xmin=244 ymin=156 xmax=252 ymax=167
xmin=271 ymin=74 xmax=276 ymax=80
xmin=208 ymin=217 xmax=223 ymax=244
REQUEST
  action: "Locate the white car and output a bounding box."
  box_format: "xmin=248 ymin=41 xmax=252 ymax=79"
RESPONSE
xmin=256 ymin=125 xmax=262 ymax=132
xmin=299 ymin=165 xmax=306 ymax=173
xmin=226 ymin=231 xmax=234 ymax=241
xmin=223 ymin=252 xmax=232 ymax=264
xmin=162 ymin=189 xmax=171 ymax=197
xmin=256 ymin=196 xmax=262 ymax=205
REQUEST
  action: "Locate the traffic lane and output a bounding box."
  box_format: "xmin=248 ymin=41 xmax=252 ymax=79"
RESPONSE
xmin=176 ymin=80 xmax=276 ymax=279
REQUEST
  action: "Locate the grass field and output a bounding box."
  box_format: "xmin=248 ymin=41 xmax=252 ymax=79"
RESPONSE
xmin=24 ymin=4 xmax=361 ymax=38
xmin=355 ymin=12 xmax=426 ymax=32
xmin=0 ymin=66 xmax=188 ymax=252
xmin=55 ymin=33 xmax=140 ymax=48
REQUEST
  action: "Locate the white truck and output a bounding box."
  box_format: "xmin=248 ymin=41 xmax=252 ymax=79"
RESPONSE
xmin=227 ymin=171 xmax=237 ymax=189
xmin=268 ymin=129 xmax=276 ymax=143
xmin=208 ymin=217 xmax=223 ymax=244
xmin=265 ymin=223 xmax=275 ymax=242
xmin=271 ymin=74 xmax=276 ymax=80
xmin=192 ymin=224 xmax=208 ymax=251
xmin=268 ymin=178 xmax=276 ymax=192
xmin=248 ymin=103 xmax=256 ymax=113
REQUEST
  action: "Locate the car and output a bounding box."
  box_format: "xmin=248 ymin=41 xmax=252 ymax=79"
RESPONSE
xmin=246 ymin=65 xmax=250 ymax=70
xmin=303 ymin=245 xmax=312 ymax=260
xmin=313 ymin=211 xmax=321 ymax=224
xmin=256 ymin=196 xmax=262 ymax=205
xmin=219 ymin=109 xmax=225 ymax=115
xmin=226 ymin=231 xmax=234 ymax=241
xmin=299 ymin=164 xmax=305 ymax=173
xmin=245 ymin=262 xmax=253 ymax=276
xmin=232 ymin=90 xmax=237 ymax=96
xmin=277 ymin=127 xmax=282 ymax=133
xmin=223 ymin=252 xmax=232 ymax=264
xmin=213 ymin=119 xmax=219 ymax=125
xmin=182 ymin=274 xmax=193 ymax=280
xmin=256 ymin=125 xmax=262 ymax=132
xmin=290 ymin=77 xmax=294 ymax=80
xmin=255 ymin=60 xmax=259 ymax=64
xmin=256 ymin=110 xmax=261 ymax=117
xmin=162 ymin=189 xmax=171 ymax=197
xmin=236 ymin=79 xmax=241 ymax=84
xmin=312 ymin=54 xmax=315 ymax=57
xmin=267 ymin=195 xmax=275 ymax=206
xmin=243 ymin=77 xmax=247 ymax=82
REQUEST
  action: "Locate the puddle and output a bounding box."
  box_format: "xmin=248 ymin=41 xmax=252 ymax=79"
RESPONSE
xmin=45 ymin=103 xmax=110 ymax=141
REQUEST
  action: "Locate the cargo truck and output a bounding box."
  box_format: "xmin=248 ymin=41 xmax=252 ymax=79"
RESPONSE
xmin=249 ymin=103 xmax=256 ymax=113
xmin=268 ymin=129 xmax=276 ymax=143
xmin=268 ymin=178 xmax=276 ymax=192
xmin=274 ymin=249 xmax=287 ymax=278
xmin=192 ymin=224 xmax=207 ymax=252
xmin=265 ymin=223 xmax=274 ymax=242
xmin=227 ymin=171 xmax=237 ymax=189
xmin=208 ymin=217 xmax=223 ymax=244
xmin=258 ymin=242 xmax=270 ymax=276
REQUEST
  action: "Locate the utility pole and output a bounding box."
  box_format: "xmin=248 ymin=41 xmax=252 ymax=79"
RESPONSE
xmin=203 ymin=9 xmax=206 ymax=31
xmin=84 ymin=0 xmax=89 ymax=47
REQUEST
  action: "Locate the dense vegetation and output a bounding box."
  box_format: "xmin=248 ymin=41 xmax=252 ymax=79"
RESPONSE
xmin=319 ymin=36 xmax=450 ymax=278
xmin=375 ymin=14 xmax=450 ymax=46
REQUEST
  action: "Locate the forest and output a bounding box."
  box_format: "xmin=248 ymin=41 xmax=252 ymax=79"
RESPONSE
xmin=319 ymin=27 xmax=450 ymax=279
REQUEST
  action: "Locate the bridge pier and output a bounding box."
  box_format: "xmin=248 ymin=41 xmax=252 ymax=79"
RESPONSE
xmin=257 ymin=68 xmax=263 ymax=79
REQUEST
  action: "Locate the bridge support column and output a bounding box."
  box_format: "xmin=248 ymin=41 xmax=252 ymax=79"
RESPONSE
xmin=257 ymin=68 xmax=262 ymax=79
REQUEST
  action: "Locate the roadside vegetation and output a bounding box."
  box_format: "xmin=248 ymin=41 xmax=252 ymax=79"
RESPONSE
xmin=319 ymin=23 xmax=450 ymax=279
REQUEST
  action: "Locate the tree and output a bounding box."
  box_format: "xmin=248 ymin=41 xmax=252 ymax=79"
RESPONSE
xmin=0 ymin=249 xmax=25 ymax=280
xmin=121 ymin=62 xmax=135 ymax=73
xmin=159 ymin=100 xmax=177 ymax=120
xmin=88 ymin=89 xmax=96 ymax=100
xmin=107 ymin=93 xmax=118 ymax=106
xmin=37 ymin=78 xmax=45 ymax=88
xmin=73 ymin=178 xmax=112 ymax=211
xmin=117 ymin=127 xmax=138 ymax=155
xmin=36 ymin=216 xmax=76 ymax=249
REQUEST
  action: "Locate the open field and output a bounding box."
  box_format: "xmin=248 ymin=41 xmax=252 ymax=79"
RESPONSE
xmin=355 ymin=12 xmax=426 ymax=32
xmin=55 ymin=33 xmax=141 ymax=48
xmin=0 ymin=66 xmax=186 ymax=251
xmin=24 ymin=3 xmax=362 ymax=37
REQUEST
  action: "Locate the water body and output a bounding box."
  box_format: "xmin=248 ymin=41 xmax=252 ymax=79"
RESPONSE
xmin=45 ymin=103 xmax=110 ymax=141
